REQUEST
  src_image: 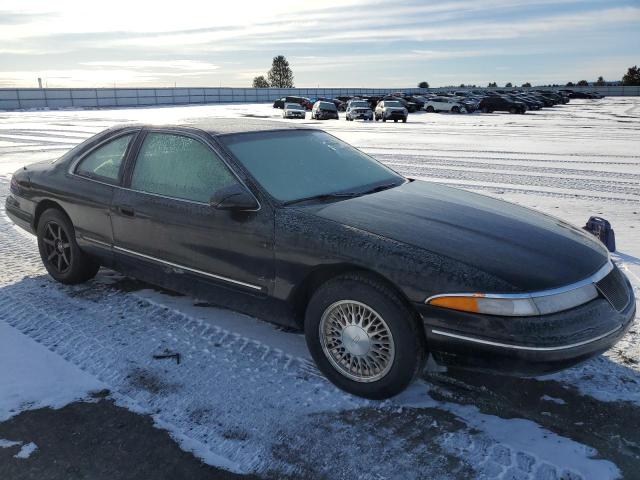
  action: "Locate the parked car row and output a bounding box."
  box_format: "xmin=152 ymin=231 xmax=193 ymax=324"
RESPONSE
xmin=276 ymin=88 xmax=603 ymax=121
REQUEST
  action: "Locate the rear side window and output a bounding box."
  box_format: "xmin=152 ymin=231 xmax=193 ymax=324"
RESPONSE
xmin=76 ymin=133 xmax=134 ymax=182
xmin=130 ymin=133 xmax=237 ymax=203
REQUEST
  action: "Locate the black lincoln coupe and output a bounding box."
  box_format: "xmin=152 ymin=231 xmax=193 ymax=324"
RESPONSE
xmin=6 ymin=119 xmax=635 ymax=399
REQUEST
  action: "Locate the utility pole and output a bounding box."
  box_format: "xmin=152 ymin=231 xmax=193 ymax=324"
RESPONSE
xmin=38 ymin=77 xmax=42 ymax=88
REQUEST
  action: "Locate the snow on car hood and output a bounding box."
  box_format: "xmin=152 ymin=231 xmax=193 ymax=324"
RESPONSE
xmin=307 ymin=180 xmax=608 ymax=292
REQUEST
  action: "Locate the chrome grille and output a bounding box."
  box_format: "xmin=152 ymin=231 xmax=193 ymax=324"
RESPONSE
xmin=596 ymin=265 xmax=630 ymax=311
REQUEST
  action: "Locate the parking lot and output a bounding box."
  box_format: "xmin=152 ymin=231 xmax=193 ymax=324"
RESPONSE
xmin=0 ymin=97 xmax=639 ymax=479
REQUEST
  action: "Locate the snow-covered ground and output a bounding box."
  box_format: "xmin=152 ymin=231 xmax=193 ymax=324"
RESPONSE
xmin=0 ymin=98 xmax=638 ymax=479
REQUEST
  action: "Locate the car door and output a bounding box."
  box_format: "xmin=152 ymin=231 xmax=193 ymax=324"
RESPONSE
xmin=68 ymin=128 xmax=140 ymax=263
xmin=110 ymin=128 xmax=275 ymax=295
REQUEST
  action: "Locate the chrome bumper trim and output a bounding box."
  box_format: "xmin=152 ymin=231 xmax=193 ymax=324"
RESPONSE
xmin=430 ymin=325 xmax=623 ymax=352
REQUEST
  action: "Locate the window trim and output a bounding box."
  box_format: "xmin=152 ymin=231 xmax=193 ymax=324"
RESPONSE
xmin=125 ymin=127 xmax=261 ymax=210
xmin=71 ymin=129 xmax=140 ymax=185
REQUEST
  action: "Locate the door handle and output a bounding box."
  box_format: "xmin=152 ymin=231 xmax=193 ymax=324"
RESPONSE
xmin=116 ymin=205 xmax=135 ymax=217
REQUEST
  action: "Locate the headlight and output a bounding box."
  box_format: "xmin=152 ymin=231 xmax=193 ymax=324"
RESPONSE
xmin=425 ymin=263 xmax=609 ymax=317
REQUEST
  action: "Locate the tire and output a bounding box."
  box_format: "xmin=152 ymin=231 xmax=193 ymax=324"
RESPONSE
xmin=305 ymin=273 xmax=427 ymax=399
xmin=382 ymin=117 xmax=386 ymax=122
xmin=509 ymin=107 xmax=517 ymax=114
xmin=394 ymin=119 xmax=398 ymax=123
xmin=402 ymin=117 xmax=407 ymax=123
xmin=37 ymin=208 xmax=100 ymax=284
xmin=481 ymin=107 xmax=489 ymax=113
xmin=451 ymin=106 xmax=460 ymax=113
xmin=426 ymin=106 xmax=435 ymax=113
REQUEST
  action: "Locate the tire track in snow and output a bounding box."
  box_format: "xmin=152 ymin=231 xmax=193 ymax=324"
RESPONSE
xmin=378 ymin=156 xmax=640 ymax=180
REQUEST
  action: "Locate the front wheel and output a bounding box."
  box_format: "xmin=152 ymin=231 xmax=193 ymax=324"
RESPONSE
xmin=382 ymin=117 xmax=386 ymax=122
xmin=37 ymin=208 xmax=100 ymax=284
xmin=426 ymin=106 xmax=435 ymax=112
xmin=305 ymin=273 xmax=427 ymax=399
xmin=451 ymin=106 xmax=460 ymax=113
xmin=402 ymin=117 xmax=407 ymax=123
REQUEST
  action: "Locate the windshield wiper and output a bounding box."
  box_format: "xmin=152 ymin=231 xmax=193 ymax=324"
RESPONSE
xmin=282 ymin=182 xmax=402 ymax=206
xmin=355 ymin=181 xmax=402 ymax=196
xmin=282 ymin=191 xmax=360 ymax=206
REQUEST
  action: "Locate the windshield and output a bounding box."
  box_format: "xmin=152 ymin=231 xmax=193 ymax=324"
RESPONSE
xmin=350 ymin=101 xmax=369 ymax=108
xmin=221 ymin=130 xmax=403 ymax=203
xmin=318 ymin=102 xmax=337 ymax=111
xmin=384 ymin=101 xmax=402 ymax=107
xmin=285 ymin=103 xmax=304 ymax=110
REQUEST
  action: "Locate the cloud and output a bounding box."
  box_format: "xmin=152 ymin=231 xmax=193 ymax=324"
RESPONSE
xmin=80 ymin=60 xmax=220 ymax=71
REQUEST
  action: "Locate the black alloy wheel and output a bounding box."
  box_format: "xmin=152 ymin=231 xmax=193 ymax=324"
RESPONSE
xmin=41 ymin=220 xmax=72 ymax=274
xmin=37 ymin=208 xmax=100 ymax=284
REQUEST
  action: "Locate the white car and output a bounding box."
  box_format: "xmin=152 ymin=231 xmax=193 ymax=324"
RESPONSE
xmin=424 ymin=97 xmax=467 ymax=113
xmin=374 ymin=100 xmax=408 ymax=122
xmin=346 ymin=100 xmax=373 ymax=121
xmin=282 ymin=103 xmax=306 ymax=119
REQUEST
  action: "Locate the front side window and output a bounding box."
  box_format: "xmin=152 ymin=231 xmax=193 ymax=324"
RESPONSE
xmin=221 ymin=130 xmax=403 ymax=203
xmin=131 ymin=133 xmax=236 ymax=203
xmin=76 ymin=133 xmax=134 ymax=182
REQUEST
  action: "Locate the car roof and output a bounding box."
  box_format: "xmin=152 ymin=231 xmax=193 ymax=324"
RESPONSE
xmin=178 ymin=118 xmax=308 ymax=136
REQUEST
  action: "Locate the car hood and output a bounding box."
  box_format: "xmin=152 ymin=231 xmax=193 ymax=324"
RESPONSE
xmin=300 ymin=180 xmax=608 ymax=292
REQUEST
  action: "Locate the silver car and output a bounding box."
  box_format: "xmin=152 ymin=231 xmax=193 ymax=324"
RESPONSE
xmin=282 ymin=103 xmax=306 ymax=119
xmin=346 ymin=100 xmax=374 ymax=121
xmin=374 ymin=100 xmax=408 ymax=122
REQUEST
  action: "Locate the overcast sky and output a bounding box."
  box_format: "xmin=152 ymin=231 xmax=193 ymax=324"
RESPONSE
xmin=1 ymin=0 xmax=638 ymax=88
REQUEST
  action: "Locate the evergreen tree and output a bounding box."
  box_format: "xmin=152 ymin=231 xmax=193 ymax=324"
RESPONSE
xmin=487 ymin=82 xmax=497 ymax=88
xmin=622 ymin=66 xmax=640 ymax=86
xmin=566 ymin=81 xmax=575 ymax=87
xmin=418 ymin=81 xmax=429 ymax=88
xmin=252 ymin=76 xmax=270 ymax=88
xmin=576 ymin=80 xmax=589 ymax=86
xmin=268 ymin=55 xmax=294 ymax=88
xmin=522 ymin=82 xmax=531 ymax=88
xmin=595 ymin=76 xmax=605 ymax=86
xmin=505 ymin=82 xmax=512 ymax=88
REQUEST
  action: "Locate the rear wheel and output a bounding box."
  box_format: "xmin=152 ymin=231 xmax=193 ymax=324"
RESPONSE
xmin=402 ymin=117 xmax=407 ymax=123
xmin=305 ymin=273 xmax=427 ymax=399
xmin=393 ymin=119 xmax=398 ymax=123
xmin=37 ymin=208 xmax=100 ymax=284
xmin=451 ymin=106 xmax=460 ymax=113
xmin=426 ymin=106 xmax=435 ymax=113
xmin=509 ymin=106 xmax=517 ymax=114
xmin=382 ymin=117 xmax=386 ymax=122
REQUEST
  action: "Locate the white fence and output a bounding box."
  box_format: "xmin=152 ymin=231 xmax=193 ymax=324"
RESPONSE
xmin=0 ymin=85 xmax=638 ymax=111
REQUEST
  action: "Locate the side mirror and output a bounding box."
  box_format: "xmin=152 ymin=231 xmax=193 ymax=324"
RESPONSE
xmin=210 ymin=183 xmax=259 ymax=211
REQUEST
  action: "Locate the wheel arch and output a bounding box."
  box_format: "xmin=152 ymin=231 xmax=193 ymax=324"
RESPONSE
xmin=289 ymin=263 xmax=420 ymax=328
xmin=33 ymin=199 xmax=69 ymax=230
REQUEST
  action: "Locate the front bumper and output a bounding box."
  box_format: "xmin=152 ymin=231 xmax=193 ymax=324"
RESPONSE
xmin=417 ymin=276 xmax=636 ymax=376
xmin=284 ymin=112 xmax=305 ymax=118
xmin=349 ymin=112 xmax=373 ymax=120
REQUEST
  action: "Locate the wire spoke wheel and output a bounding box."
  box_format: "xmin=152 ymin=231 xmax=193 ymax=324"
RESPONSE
xmin=42 ymin=221 xmax=72 ymax=274
xmin=319 ymin=300 xmax=395 ymax=383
